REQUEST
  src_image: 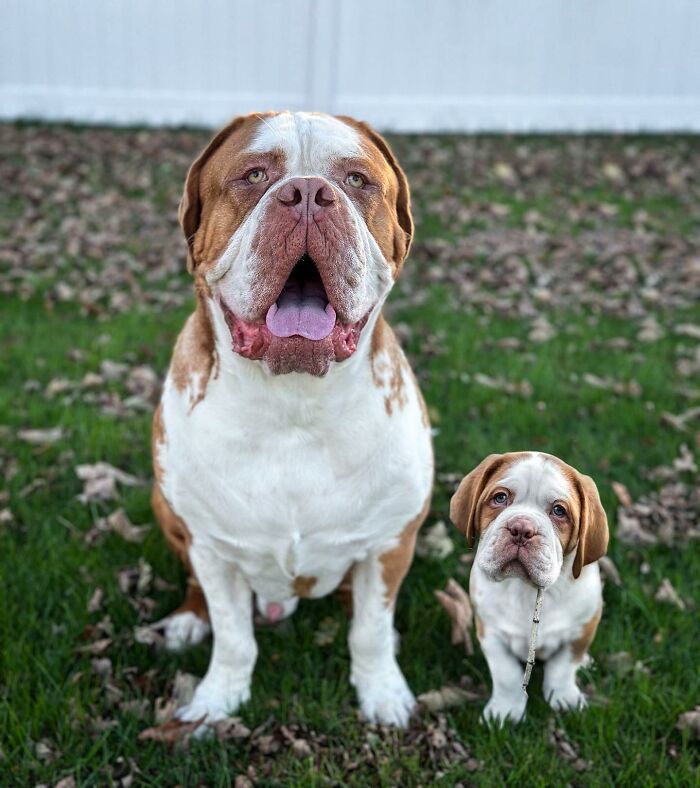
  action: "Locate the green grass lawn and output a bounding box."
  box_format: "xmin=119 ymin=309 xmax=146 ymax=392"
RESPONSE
xmin=1 ymin=126 xmax=699 ymax=786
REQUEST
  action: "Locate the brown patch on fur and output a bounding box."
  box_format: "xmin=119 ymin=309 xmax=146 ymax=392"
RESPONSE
xmin=571 ymin=605 xmax=602 ymax=662
xmin=379 ymin=493 xmax=432 ymax=607
xmin=151 ymin=403 xmax=166 ymax=485
xmin=336 ymin=116 xmax=413 ymax=275
xmin=476 ymin=614 xmax=485 ymax=640
xmin=450 ymin=453 xmax=528 ymax=547
xmin=170 ymin=285 xmax=219 ymax=409
xmin=292 ymin=575 xmax=317 ymax=598
xmin=151 ymin=483 xmax=209 ymax=622
xmin=370 ymin=316 xmax=407 ymax=416
xmin=336 ymin=569 xmax=354 ymax=617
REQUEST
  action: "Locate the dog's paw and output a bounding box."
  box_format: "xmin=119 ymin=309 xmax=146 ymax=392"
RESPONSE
xmin=546 ymin=685 xmax=587 ymax=712
xmin=482 ymin=695 xmax=527 ymax=726
xmin=354 ymin=669 xmax=416 ymax=728
xmin=175 ymin=678 xmax=251 ymax=735
xmin=157 ymin=611 xmax=211 ymax=652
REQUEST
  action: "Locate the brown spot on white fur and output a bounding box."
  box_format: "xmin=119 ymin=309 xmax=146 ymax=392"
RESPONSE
xmin=571 ymin=604 xmax=602 ymax=661
xmin=379 ymin=494 xmax=431 ymax=607
xmin=292 ymin=575 xmax=317 ymax=598
xmin=370 ymin=316 xmax=407 ymax=416
xmin=476 ymin=613 xmax=485 ymax=640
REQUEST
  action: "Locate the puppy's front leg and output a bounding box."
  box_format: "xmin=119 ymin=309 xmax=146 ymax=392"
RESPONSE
xmin=543 ymin=647 xmax=586 ymax=711
xmin=176 ymin=543 xmax=257 ymax=725
xmin=481 ymin=633 xmax=528 ymax=724
xmin=348 ymin=552 xmax=416 ymax=728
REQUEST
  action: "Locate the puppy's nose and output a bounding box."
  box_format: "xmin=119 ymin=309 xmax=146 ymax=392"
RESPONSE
xmin=508 ymin=517 xmax=536 ymax=544
xmin=276 ymin=177 xmax=336 ymax=218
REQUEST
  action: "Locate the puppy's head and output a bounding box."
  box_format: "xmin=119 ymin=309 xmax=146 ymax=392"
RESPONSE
xmin=450 ymin=452 xmax=608 ymax=588
xmin=179 ymin=111 xmax=412 ymax=376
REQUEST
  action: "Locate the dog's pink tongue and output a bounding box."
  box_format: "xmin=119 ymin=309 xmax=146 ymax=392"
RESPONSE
xmin=266 ymin=279 xmax=336 ymax=340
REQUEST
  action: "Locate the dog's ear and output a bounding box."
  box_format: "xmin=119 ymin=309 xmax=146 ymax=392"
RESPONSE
xmin=179 ymin=115 xmax=251 ymax=273
xmin=336 ymin=117 xmax=413 ymax=265
xmin=450 ymin=454 xmax=506 ymax=548
xmin=572 ymin=472 xmax=609 ymax=579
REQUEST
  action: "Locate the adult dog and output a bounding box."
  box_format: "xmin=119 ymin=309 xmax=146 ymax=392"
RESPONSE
xmin=152 ymin=111 xmax=433 ymax=729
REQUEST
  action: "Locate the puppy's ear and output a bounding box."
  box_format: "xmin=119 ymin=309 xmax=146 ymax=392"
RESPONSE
xmin=336 ymin=116 xmax=413 ymax=264
xmin=450 ymin=454 xmax=505 ymax=548
xmin=572 ymin=472 xmax=609 ymax=579
xmin=179 ymin=114 xmax=251 ymax=273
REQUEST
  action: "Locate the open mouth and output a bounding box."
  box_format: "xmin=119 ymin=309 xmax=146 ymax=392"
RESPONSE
xmin=265 ymin=255 xmax=337 ymax=341
xmin=220 ymin=254 xmax=370 ymax=376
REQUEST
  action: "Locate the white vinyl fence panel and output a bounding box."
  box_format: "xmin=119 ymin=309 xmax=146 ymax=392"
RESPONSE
xmin=2 ymin=0 xmax=700 ymax=132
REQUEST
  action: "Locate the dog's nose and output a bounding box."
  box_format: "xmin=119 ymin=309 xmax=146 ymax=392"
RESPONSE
xmin=508 ymin=517 xmax=537 ymax=544
xmin=276 ymin=177 xmax=336 ymax=217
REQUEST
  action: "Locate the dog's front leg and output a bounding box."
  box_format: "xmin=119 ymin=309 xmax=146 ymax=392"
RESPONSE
xmin=176 ymin=543 xmax=257 ymax=726
xmin=480 ymin=633 xmax=528 ymax=725
xmin=348 ymin=551 xmax=416 ymax=728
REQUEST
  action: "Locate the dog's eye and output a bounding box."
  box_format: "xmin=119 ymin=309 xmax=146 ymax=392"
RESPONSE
xmin=246 ymin=169 xmax=267 ymax=184
xmin=551 ymin=504 xmax=567 ymax=518
xmin=346 ymin=172 xmax=365 ymax=188
xmin=492 ymin=492 xmax=508 ymax=505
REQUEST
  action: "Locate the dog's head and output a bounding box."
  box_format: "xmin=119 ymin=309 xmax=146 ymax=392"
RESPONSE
xmin=180 ymin=111 xmax=412 ymax=377
xmin=450 ymin=452 xmax=608 ymax=588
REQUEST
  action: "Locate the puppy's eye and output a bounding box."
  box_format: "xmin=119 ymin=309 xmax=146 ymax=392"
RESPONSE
xmin=492 ymin=492 xmax=508 ymax=505
xmin=246 ymin=169 xmax=267 ymax=184
xmin=552 ymin=504 xmax=567 ymax=518
xmin=346 ymin=172 xmax=365 ymax=188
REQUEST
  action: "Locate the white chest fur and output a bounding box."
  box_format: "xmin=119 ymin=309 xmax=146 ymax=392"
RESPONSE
xmin=158 ymin=330 xmax=433 ymax=604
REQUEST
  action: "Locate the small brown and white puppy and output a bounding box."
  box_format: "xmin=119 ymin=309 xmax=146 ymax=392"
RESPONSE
xmin=152 ymin=112 xmax=433 ymax=729
xmin=450 ymin=452 xmax=608 ymax=724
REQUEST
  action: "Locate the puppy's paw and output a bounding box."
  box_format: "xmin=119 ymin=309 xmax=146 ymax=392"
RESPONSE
xmin=155 ymin=611 xmax=211 ymax=652
xmin=482 ymin=695 xmax=527 ymax=726
xmin=175 ymin=678 xmax=250 ymax=735
xmin=546 ymin=685 xmax=587 ymax=712
xmin=354 ymin=668 xmax=416 ymax=728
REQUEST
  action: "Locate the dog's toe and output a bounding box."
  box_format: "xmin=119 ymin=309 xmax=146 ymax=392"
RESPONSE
xmin=157 ymin=611 xmax=211 ymax=652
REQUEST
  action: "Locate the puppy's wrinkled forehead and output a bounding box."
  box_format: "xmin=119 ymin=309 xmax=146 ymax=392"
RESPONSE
xmin=247 ymin=112 xmax=362 ymax=175
xmin=499 ymin=454 xmax=571 ymax=508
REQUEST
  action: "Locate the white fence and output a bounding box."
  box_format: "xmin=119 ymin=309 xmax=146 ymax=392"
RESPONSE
xmin=2 ymin=0 xmax=700 ymax=132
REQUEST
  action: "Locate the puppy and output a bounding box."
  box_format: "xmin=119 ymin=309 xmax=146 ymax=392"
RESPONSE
xmin=449 ymin=452 xmax=608 ymax=724
xmin=152 ymin=112 xmax=433 ymax=729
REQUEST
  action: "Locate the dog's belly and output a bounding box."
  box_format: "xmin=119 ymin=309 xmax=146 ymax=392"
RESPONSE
xmin=159 ymin=365 xmax=432 ymax=602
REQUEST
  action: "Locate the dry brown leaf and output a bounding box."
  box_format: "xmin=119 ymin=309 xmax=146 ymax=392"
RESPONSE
xmin=76 ymin=462 xmax=142 ymax=503
xmin=87 ymin=587 xmax=104 ymax=613
xmin=416 ymin=520 xmax=454 ymax=559
xmin=598 ymin=556 xmax=622 ymax=586
xmin=102 ymin=508 xmax=150 ymax=543
xmin=18 ymin=427 xmax=64 ymax=445
xmin=611 ymin=481 xmax=633 ymax=508
xmin=417 ymin=685 xmax=481 ymax=712
xmin=138 ymin=716 xmax=206 ymax=746
xmin=434 ymin=578 xmax=474 ymax=654
xmin=654 ymin=578 xmax=686 ymax=610
xmin=676 ymin=706 xmax=700 ymax=740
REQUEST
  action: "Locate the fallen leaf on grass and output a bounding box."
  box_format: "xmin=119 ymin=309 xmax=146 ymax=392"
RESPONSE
xmin=598 ymin=556 xmax=622 ymax=586
xmin=133 ymin=625 xmax=165 ymax=648
xmin=417 ymin=685 xmax=482 ymax=712
xmin=76 ymin=637 xmax=112 ymax=655
xmin=611 ymin=481 xmax=633 ymax=508
xmin=87 ymin=587 xmax=104 ymax=613
xmin=76 ymin=462 xmax=142 ymax=503
xmin=314 ymin=616 xmax=340 ymax=646
xmin=472 ymin=373 xmax=533 ymax=398
xmin=138 ymin=716 xmax=206 ymax=747
xmin=676 ymin=706 xmax=700 ymax=740
xmin=548 ymin=720 xmax=590 ymax=771
xmin=416 ymin=521 xmax=454 ymax=559
xmin=434 ymin=578 xmax=474 ymax=654
xmin=674 ymin=323 xmax=700 ymax=340
xmin=54 ymin=778 xmax=77 ymax=788
xmin=18 ymin=427 xmax=64 ymax=444
xmin=100 ymin=508 xmax=150 ymax=543
xmin=660 ymin=406 xmax=700 ymax=433
xmin=654 ymin=578 xmax=686 ymax=610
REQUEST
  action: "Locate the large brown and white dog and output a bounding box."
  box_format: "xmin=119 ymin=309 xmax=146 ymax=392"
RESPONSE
xmin=450 ymin=452 xmax=608 ymax=724
xmin=151 ymin=112 xmax=433 ymax=729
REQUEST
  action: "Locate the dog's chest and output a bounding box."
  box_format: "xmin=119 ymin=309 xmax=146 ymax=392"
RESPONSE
xmin=160 ymin=367 xmax=430 ymax=599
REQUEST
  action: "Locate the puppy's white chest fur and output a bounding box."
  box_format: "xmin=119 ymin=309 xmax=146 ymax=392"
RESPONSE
xmin=159 ymin=340 xmax=432 ymax=602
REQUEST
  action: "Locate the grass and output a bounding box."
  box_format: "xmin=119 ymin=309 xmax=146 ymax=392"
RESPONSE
xmin=0 ymin=126 xmax=699 ymax=786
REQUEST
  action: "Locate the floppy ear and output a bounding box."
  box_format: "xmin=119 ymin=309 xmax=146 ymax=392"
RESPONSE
xmin=572 ymin=473 xmax=609 ymax=579
xmin=179 ymin=115 xmax=250 ymax=273
xmin=449 ymin=454 xmax=505 ymax=548
xmin=336 ymin=117 xmax=413 ymax=264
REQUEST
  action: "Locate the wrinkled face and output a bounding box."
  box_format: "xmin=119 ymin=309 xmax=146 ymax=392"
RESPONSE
xmin=182 ymin=111 xmax=412 ymax=376
xmin=474 ymin=454 xmax=578 ymax=588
